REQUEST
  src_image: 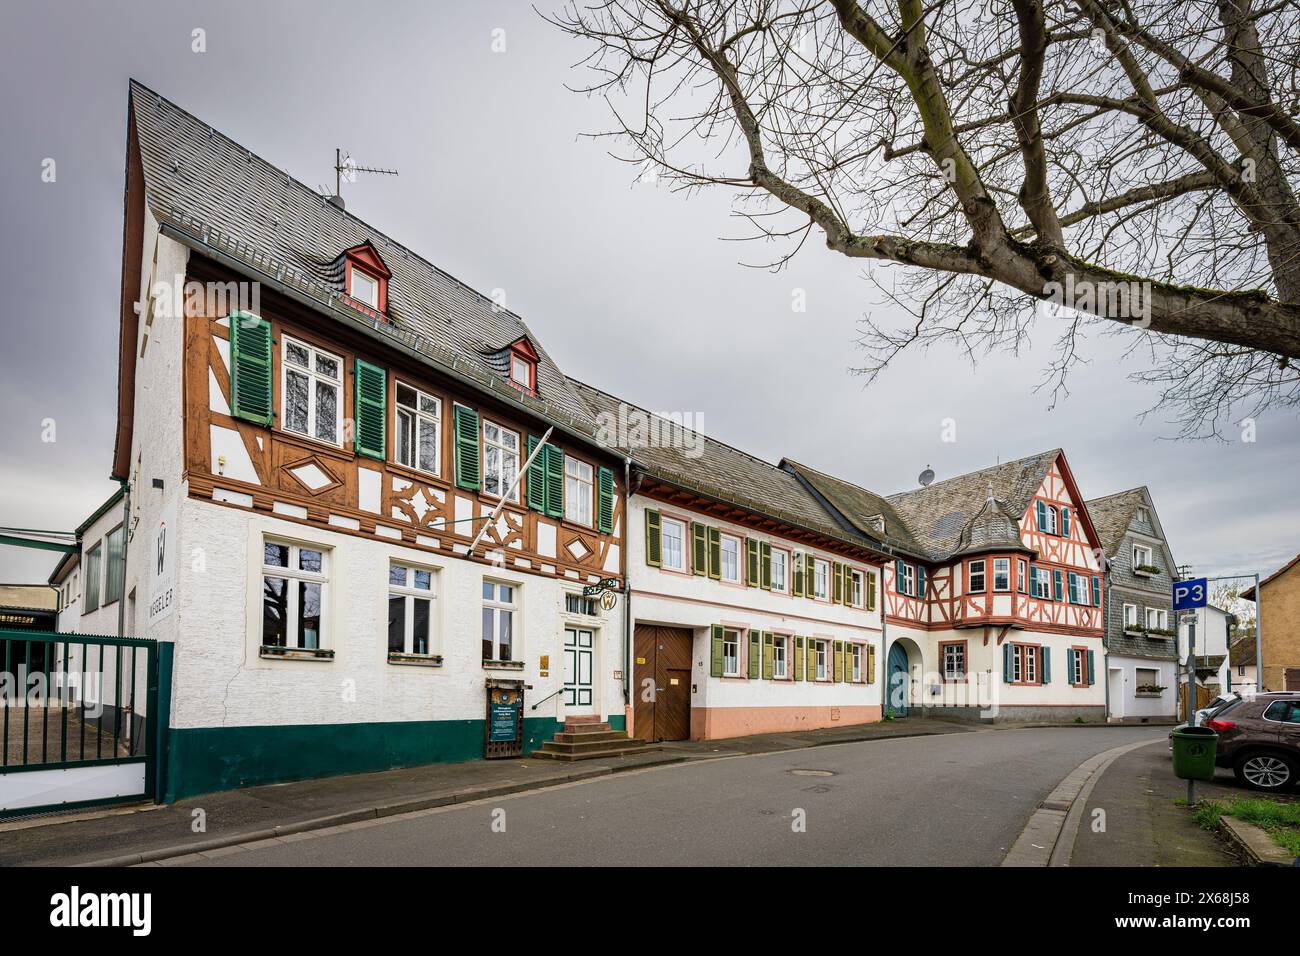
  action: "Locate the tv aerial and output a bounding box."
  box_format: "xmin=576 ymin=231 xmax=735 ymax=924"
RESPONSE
xmin=321 ymin=148 xmax=398 ymax=207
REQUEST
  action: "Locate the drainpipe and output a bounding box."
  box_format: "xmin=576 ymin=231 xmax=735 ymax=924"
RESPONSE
xmin=1252 ymin=572 xmax=1263 ymax=692
xmin=879 ymin=596 xmax=889 ymax=717
xmin=116 ymin=478 xmax=131 ymax=638
xmin=1102 ymin=565 xmax=1111 ymax=722
xmin=622 ymin=457 xmax=633 ymax=708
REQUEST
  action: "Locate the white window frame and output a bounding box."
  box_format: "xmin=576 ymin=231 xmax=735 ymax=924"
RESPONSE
xmin=1135 ymin=666 xmax=1159 ymax=689
xmin=1136 ymin=506 xmax=1151 ymax=525
xmin=564 ymin=456 xmax=594 ymax=526
xmin=350 ymin=268 xmax=379 ymax=308
xmin=900 ymin=562 xmax=915 ymax=597
xmin=942 ymin=642 xmax=966 ymax=681
xmin=993 ymin=558 xmax=1010 ymax=592
xmin=969 ymin=559 xmax=986 ymax=593
xmin=509 ymin=352 xmax=534 ymax=390
xmin=261 ymin=539 xmax=329 ymax=653
xmin=1072 ymin=649 xmax=1087 ymax=686
xmin=850 ymin=644 xmax=862 ymax=682
xmin=1069 ymin=573 xmax=1089 ymax=605
xmin=1031 ymin=567 xmax=1052 ymax=600
xmin=1013 ymin=643 xmax=1038 ymax=684
xmin=482 ymin=419 xmax=521 ymax=502
xmin=481 ymin=580 xmax=518 ymax=663
xmin=722 ymin=627 xmax=741 ymax=676
xmin=773 ymin=634 xmax=789 ymax=679
xmin=1124 ymin=603 xmax=1138 ymax=627
xmin=1146 ymin=608 xmax=1168 ymax=630
xmin=394 ymin=381 xmax=441 ymax=475
xmin=770 ymin=548 xmax=789 ymax=594
xmin=659 ymin=516 xmax=686 ymax=572
xmin=388 ymin=563 xmax=438 ymax=658
xmin=815 ymin=639 xmax=828 ymax=681
xmin=1133 ymin=544 xmax=1153 ymax=568
xmin=1017 ymin=559 xmax=1027 ymax=593
xmin=718 ymin=533 xmax=742 ymax=584
xmin=1039 ymin=505 xmax=1058 ymax=535
xmin=813 ymin=559 xmax=830 ymax=601
xmin=281 ymin=335 xmax=343 ymax=446
xmin=849 ymin=569 xmax=864 ymax=607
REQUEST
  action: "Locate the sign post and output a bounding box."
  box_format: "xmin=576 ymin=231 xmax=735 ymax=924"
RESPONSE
xmin=1173 ymin=577 xmax=1208 ymax=805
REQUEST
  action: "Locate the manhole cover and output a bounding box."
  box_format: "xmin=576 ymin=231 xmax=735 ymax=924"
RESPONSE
xmin=788 ymin=769 xmax=835 ymax=777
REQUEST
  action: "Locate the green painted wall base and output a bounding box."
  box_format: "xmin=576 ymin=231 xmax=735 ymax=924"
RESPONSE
xmin=165 ymin=716 xmax=564 ymax=802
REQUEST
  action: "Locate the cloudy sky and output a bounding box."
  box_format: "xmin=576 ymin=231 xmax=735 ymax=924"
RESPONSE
xmin=1 ymin=0 xmax=1295 ymax=589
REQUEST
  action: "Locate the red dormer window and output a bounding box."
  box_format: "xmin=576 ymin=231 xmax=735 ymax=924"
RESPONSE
xmin=507 ymin=337 xmax=539 ymax=394
xmin=341 ymin=242 xmax=391 ymax=317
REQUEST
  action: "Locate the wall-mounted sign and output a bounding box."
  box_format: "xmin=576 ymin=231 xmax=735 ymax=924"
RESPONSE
xmin=582 ymin=576 xmax=621 ymax=598
xmin=484 ymin=679 xmax=525 ymax=759
xmin=147 ymin=498 xmax=178 ymax=627
xmin=600 ymin=591 xmax=618 ymax=611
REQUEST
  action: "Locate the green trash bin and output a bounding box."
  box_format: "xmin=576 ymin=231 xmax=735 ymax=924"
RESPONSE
xmin=1171 ymin=726 xmax=1218 ymax=781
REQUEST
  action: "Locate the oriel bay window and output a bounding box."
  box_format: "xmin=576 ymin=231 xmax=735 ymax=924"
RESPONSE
xmin=481 ymin=581 xmax=518 ymax=664
xmin=993 ymin=558 xmax=1010 ymax=592
xmin=282 ymin=336 xmax=342 ymax=445
xmin=969 ymin=559 xmax=986 ymax=593
xmin=395 ymin=382 xmax=440 ymax=474
xmin=262 ymin=540 xmax=329 ymax=658
xmin=388 ymin=564 xmax=437 ymax=662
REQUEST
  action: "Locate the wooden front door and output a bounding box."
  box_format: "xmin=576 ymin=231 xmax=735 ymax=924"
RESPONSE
xmin=633 ymin=625 xmax=693 ymax=742
xmin=563 ymin=627 xmax=595 ymax=714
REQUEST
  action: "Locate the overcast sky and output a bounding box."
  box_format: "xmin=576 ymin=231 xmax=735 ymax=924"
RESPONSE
xmin=1 ymin=0 xmax=1295 ymax=589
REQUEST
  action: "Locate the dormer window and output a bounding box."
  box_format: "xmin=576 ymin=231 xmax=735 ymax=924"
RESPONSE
xmin=504 ymin=337 xmax=539 ymax=395
xmin=350 ymin=269 xmax=379 ymax=309
xmin=340 ymin=242 xmax=391 ymax=317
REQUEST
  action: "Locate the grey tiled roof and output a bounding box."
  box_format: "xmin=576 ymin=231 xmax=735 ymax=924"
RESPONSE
xmin=128 ymin=80 xmax=593 ymax=428
xmin=1229 ymin=636 xmax=1257 ymax=667
xmin=569 ymin=382 xmax=875 ymax=551
xmin=1085 ymin=487 xmax=1148 ymax=557
xmin=780 ymin=460 xmax=925 ymax=558
xmin=883 ymin=450 xmax=1061 ymax=561
xmin=953 ymin=493 xmax=1032 ymax=557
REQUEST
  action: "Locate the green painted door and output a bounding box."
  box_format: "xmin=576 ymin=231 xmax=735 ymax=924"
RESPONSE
xmin=887 ymin=642 xmax=910 ymax=717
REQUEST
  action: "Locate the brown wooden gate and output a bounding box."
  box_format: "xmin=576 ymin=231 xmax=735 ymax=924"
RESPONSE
xmin=633 ymin=625 xmax=693 ymax=742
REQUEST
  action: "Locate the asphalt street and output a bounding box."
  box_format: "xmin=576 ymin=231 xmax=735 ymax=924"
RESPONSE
xmin=187 ymin=726 xmax=1167 ymax=866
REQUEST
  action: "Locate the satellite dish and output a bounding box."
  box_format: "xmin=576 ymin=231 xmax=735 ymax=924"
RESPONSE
xmin=918 ymin=465 xmax=935 ymax=487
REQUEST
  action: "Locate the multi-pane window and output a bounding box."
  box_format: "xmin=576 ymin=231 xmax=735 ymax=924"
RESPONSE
xmin=719 ymin=534 xmax=742 ymax=583
xmin=350 ymin=269 xmax=379 ymax=308
xmin=482 ymin=420 xmax=520 ymax=501
xmin=969 ymin=560 xmax=986 ymax=593
xmin=481 ymin=581 xmax=516 ymax=662
xmin=660 ymin=517 xmax=686 ymax=571
xmin=1069 ymin=573 xmax=1089 ymax=604
xmin=1017 ymin=559 xmax=1027 ymax=593
xmin=1145 ymin=608 xmax=1168 ymax=630
xmin=1012 ymin=643 xmax=1039 ymax=683
xmin=773 ymin=635 xmax=788 ymax=678
xmin=262 ymin=541 xmax=327 ymax=651
xmin=104 ymin=525 xmax=125 ymax=604
xmin=564 ymin=456 xmax=594 ymax=526
xmin=395 ymin=382 xmax=440 ymax=474
xmin=813 ymin=559 xmax=830 ymax=600
xmin=942 ymin=642 xmax=966 ymax=680
xmin=1031 ymin=567 xmax=1052 ymax=599
xmin=850 ymin=569 xmax=864 ymax=606
xmin=282 ymin=336 xmax=342 ymax=445
xmin=722 ymin=628 xmax=741 ymax=676
xmin=1132 ymin=544 xmax=1153 ymax=568
xmin=771 ymin=549 xmax=788 ymax=593
xmin=1124 ymin=603 xmax=1138 ymax=627
xmin=565 ymin=592 xmax=599 ymax=616
xmin=388 ymin=564 xmax=435 ymax=657
xmin=993 ymin=558 xmax=1010 ymax=592
xmin=815 ymin=640 xmax=828 ymax=680
xmin=900 ymin=563 xmax=915 ymax=596
xmin=84 ymin=543 xmax=102 ymax=612
xmin=1072 ymin=649 xmax=1087 ymax=685
xmin=850 ymin=644 xmax=863 ymax=682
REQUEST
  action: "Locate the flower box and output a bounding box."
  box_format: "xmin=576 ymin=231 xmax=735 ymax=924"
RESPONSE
xmin=388 ymin=653 xmax=443 ymax=667
xmin=260 ymin=645 xmax=334 ymax=661
xmin=1133 ymin=564 xmax=1162 ymax=577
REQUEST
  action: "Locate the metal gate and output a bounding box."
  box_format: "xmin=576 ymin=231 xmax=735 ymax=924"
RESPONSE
xmin=0 ymin=628 xmax=171 ymax=818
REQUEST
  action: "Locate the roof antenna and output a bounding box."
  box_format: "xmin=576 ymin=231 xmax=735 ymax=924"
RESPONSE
xmin=323 ymin=147 xmax=399 ymax=209
xmin=918 ymin=464 xmax=934 ymax=487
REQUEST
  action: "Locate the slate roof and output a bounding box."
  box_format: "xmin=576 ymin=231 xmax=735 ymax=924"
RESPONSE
xmin=1085 ymin=487 xmax=1148 ymax=557
xmin=127 ymin=80 xmax=593 ymax=430
xmin=569 ymin=382 xmax=876 ymax=551
xmin=1229 ymin=636 xmax=1257 ymax=667
xmin=952 ymin=490 xmax=1033 ymax=557
xmin=883 ymin=450 xmax=1061 ymax=561
xmin=779 ymin=460 xmax=925 ymax=558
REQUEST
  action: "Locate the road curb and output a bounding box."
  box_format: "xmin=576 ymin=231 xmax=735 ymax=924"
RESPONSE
xmin=1218 ymin=815 xmax=1297 ymax=867
xmin=76 ymin=755 xmax=689 ymax=868
xmin=1001 ymin=738 xmax=1160 ymax=867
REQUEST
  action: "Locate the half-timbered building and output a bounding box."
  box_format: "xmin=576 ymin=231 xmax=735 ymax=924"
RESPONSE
xmin=572 ymin=384 xmax=888 ymax=741
xmin=786 ymin=451 xmax=1107 ymax=721
xmin=89 ymin=82 xmax=636 ymax=797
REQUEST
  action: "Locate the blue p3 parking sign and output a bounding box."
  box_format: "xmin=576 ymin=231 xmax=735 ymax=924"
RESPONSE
xmin=1172 ymin=577 xmax=1208 ymax=611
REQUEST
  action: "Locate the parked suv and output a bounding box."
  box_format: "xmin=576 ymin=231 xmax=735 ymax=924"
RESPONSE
xmin=1205 ymin=692 xmax=1300 ymax=792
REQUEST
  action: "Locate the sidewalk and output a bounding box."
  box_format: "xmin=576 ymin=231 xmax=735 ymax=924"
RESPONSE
xmin=1067 ymin=740 xmax=1242 ymax=866
xmin=1 ymin=716 xmax=974 ymax=867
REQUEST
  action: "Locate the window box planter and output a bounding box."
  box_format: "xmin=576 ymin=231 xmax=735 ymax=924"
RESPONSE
xmin=260 ymin=645 xmax=334 ymax=661
xmin=483 ymin=659 xmax=525 ymax=670
xmin=1146 ymin=626 xmax=1176 ymax=638
xmin=1123 ymin=626 xmax=1146 ymax=637
xmin=1135 ymin=685 xmax=1166 ymax=696
xmin=1133 ymin=564 xmax=1162 ymax=577
xmin=388 ymin=653 xmax=443 ymax=667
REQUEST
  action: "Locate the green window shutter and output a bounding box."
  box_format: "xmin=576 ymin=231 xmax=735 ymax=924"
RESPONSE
xmin=596 ymin=467 xmax=615 ymax=534
xmin=453 ymin=406 xmax=480 ymax=490
xmin=792 ymin=553 xmax=804 ymax=597
xmin=1035 ymin=500 xmax=1048 ymax=531
xmin=793 ymin=637 xmax=805 ymax=681
xmin=1066 ymin=571 xmax=1077 ymax=604
xmin=833 ymin=562 xmax=843 ymax=603
xmin=1087 ymin=650 xmax=1095 ymax=685
xmin=644 ymin=509 xmax=662 ymax=567
xmin=229 ymin=311 xmax=274 ymax=426
xmin=1003 ymin=643 xmax=1014 ymax=683
xmin=762 ymin=632 xmax=774 ymax=680
xmin=747 ymin=539 xmax=760 ymax=587
xmin=1052 ymin=569 xmax=1064 ymax=602
xmin=1091 ymin=575 xmax=1101 ymax=607
xmin=748 ymin=631 xmax=760 ymax=679
xmin=1060 ymin=506 xmax=1070 ymax=537
xmin=833 ymin=640 xmax=845 ymax=682
xmin=710 ymin=624 xmax=724 ymax=677
xmin=917 ymin=566 xmax=927 ymax=599
xmin=1067 ymin=648 xmax=1076 ymax=684
xmin=544 ymin=446 xmax=564 ymax=518
xmin=760 ymin=542 xmax=772 ymax=590
xmin=692 ymin=523 xmax=707 ymax=576
xmin=806 ymin=639 xmax=818 ymax=680
xmin=526 ymin=436 xmax=546 ymax=512
xmin=353 ymin=359 xmax=387 ymax=460
xmin=1041 ymin=646 xmax=1052 ymax=684
xmin=707 ymin=527 xmax=722 ymax=580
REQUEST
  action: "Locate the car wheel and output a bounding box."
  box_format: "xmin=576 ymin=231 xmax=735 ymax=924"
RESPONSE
xmin=1233 ymin=752 xmax=1298 ymax=792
